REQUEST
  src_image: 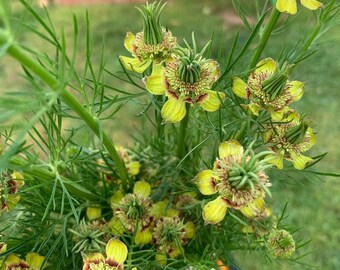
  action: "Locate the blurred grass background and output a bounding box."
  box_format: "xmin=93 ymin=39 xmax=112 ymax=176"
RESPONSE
xmin=1 ymin=0 xmax=340 ymax=269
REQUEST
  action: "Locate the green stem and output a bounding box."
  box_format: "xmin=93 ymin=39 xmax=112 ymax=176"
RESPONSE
xmin=234 ymin=121 xmax=248 ymax=141
xmin=8 ymin=157 xmax=98 ymax=201
xmin=0 ymin=32 xmax=130 ymax=192
xmin=249 ymin=8 xmax=280 ymax=69
xmin=177 ymin=104 xmax=190 ymax=159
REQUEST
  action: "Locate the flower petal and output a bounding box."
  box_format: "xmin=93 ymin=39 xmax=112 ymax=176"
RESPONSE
xmin=240 ymin=197 xmax=265 ymax=219
xmin=127 ymin=161 xmax=141 ymax=176
xmin=287 ymin=81 xmax=304 ymax=102
xmin=276 ymin=0 xmax=298 ymax=14
xmin=200 ymin=90 xmax=225 ymax=112
xmin=218 ymin=140 xmax=244 ymax=160
xmin=232 ymin=77 xmax=248 ymax=99
xmin=133 ymin=181 xmax=151 ymax=197
xmin=184 ymin=221 xmax=196 ymax=239
xmin=203 ymin=197 xmax=228 ymax=224
xmin=255 ymin=58 xmax=278 ymax=76
xmin=108 ymin=217 xmax=125 ymax=236
xmin=106 ymin=238 xmax=128 ymax=265
xmin=248 ymin=103 xmax=261 ymax=116
xmin=86 ymin=205 xmax=102 ymax=221
xmin=266 ymin=152 xmax=284 ymax=170
xmin=155 ymin=253 xmax=167 ymax=266
xmin=301 ymin=0 xmax=323 ymax=10
xmin=82 ymin=253 xmax=105 ymax=270
xmin=202 ymin=59 xmax=220 ymax=84
xmin=161 ymin=97 xmax=187 ymax=123
xmin=143 ymin=63 xmax=166 ymax=95
xmin=135 ymin=229 xmax=153 ymax=245
xmin=305 ymin=127 xmax=317 ymax=150
xmin=26 ymin=253 xmax=46 ymax=270
xmin=119 ymin=56 xmax=151 ymax=73
xmin=194 ymin=169 xmax=217 ymax=195
xmin=289 ymin=151 xmax=313 ymax=170
xmin=124 ymin=32 xmax=135 ymax=53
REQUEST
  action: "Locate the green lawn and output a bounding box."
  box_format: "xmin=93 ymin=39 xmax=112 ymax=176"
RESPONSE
xmin=1 ymin=1 xmax=340 ymax=269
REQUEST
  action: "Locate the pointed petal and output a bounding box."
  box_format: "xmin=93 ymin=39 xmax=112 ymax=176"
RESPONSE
xmin=106 ymin=239 xmax=128 ymax=265
xmin=143 ymin=63 xmax=166 ymax=95
xmin=289 ymin=152 xmax=313 ymax=170
xmin=219 ymin=140 xmax=244 ymax=160
xmin=301 ymin=0 xmax=323 ymax=10
xmin=232 ymin=77 xmax=248 ymax=99
xmin=119 ymin=56 xmax=151 ymax=73
xmin=255 ymin=58 xmax=278 ymax=75
xmin=161 ymin=98 xmax=187 ymax=123
xmin=199 ymin=90 xmax=225 ymax=112
xmin=194 ymin=169 xmax=217 ymax=195
xmin=203 ymin=197 xmax=228 ymax=224
xmin=266 ymin=152 xmax=284 ymax=169
xmin=276 ymin=0 xmax=298 ymax=14
xmin=287 ymin=81 xmax=304 ymax=102
xmin=124 ymin=32 xmax=135 ymax=53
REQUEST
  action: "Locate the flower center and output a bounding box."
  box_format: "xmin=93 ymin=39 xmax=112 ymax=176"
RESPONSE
xmin=179 ymin=58 xmax=201 ymax=84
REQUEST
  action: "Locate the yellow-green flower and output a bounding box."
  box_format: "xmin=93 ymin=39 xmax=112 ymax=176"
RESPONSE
xmin=264 ymin=111 xmax=316 ymax=170
xmin=145 ymin=38 xmax=224 ymax=123
xmin=82 ymin=238 xmax=128 ymax=270
xmin=152 ymin=216 xmax=192 ymax=259
xmin=1 ymin=171 xmax=24 ymax=214
xmin=119 ymin=2 xmax=176 ymax=74
xmin=1 ymin=253 xmax=46 ymax=270
xmin=276 ymin=0 xmax=323 ymax=15
xmin=111 ymin=181 xmax=154 ymax=245
xmin=194 ymin=140 xmax=272 ymax=224
xmin=267 ymin=229 xmax=295 ymax=258
xmin=232 ymin=58 xmax=304 ymax=121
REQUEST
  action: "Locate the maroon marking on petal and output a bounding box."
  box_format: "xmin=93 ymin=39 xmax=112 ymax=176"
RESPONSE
xmin=246 ymin=87 xmax=252 ymax=99
xmin=196 ymin=93 xmax=208 ymax=103
xmin=167 ymin=90 xmax=179 ymax=99
xmin=184 ymin=97 xmax=193 ymax=104
xmin=105 ymin=259 xmax=119 ymax=267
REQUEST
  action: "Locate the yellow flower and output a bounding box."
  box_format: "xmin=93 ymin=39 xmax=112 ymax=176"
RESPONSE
xmin=264 ymin=111 xmax=316 ymax=170
xmin=111 ymin=182 xmax=153 ymax=245
xmin=232 ymin=58 xmax=304 ymax=121
xmin=1 ymin=253 xmax=46 ymax=270
xmin=82 ymin=238 xmax=128 ymax=270
xmin=276 ymin=0 xmax=323 ymax=15
xmin=152 ymin=216 xmax=189 ymax=259
xmin=119 ymin=2 xmax=176 ymax=74
xmin=145 ymin=36 xmax=224 ymax=123
xmin=195 ymin=140 xmax=272 ymax=224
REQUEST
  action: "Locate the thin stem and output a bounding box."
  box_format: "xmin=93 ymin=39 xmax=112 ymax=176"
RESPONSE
xmin=0 ymin=32 xmax=130 ymax=192
xmin=177 ymin=104 xmax=190 ymax=159
xmin=249 ymin=8 xmax=280 ymax=69
xmin=8 ymin=157 xmax=98 ymax=201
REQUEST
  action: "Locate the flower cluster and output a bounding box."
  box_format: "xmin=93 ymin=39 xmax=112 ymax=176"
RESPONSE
xmin=120 ymin=3 xmax=224 ymax=123
xmin=0 ymin=171 xmax=24 ymax=215
xmin=0 ymin=250 xmax=46 ymax=270
xmin=194 ymin=140 xmax=272 ymax=224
